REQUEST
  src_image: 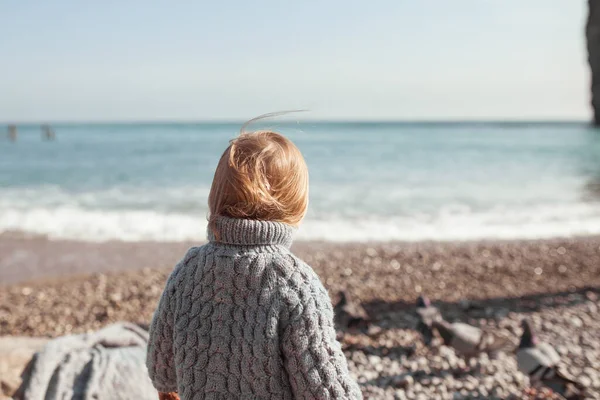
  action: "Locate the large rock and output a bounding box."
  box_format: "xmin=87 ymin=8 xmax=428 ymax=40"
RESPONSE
xmin=587 ymin=0 xmax=600 ymax=125
xmin=0 ymin=337 xmax=48 ymax=399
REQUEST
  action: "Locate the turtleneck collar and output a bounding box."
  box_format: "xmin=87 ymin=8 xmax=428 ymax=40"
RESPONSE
xmin=207 ymin=216 xmax=295 ymax=248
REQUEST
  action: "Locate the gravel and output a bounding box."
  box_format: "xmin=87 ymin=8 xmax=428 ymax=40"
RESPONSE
xmin=1 ymin=237 xmax=599 ymax=399
xmin=342 ymin=291 xmax=599 ymax=399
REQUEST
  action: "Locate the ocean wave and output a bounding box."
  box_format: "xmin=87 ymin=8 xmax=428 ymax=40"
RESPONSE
xmin=2 ymin=204 xmax=600 ymax=242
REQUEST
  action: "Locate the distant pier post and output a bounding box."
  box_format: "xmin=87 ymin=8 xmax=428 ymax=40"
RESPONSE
xmin=41 ymin=124 xmax=55 ymax=140
xmin=8 ymin=125 xmax=17 ymax=141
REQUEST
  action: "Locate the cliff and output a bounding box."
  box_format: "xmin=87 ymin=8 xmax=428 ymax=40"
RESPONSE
xmin=587 ymin=0 xmax=600 ymax=124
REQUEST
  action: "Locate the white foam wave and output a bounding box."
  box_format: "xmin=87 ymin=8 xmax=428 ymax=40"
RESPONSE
xmin=2 ymin=203 xmax=600 ymax=242
xmin=298 ymin=205 xmax=600 ymax=241
xmin=0 ymin=207 xmax=204 ymax=242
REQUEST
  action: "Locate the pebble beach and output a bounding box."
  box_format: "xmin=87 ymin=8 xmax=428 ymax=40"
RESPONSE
xmin=1 ymin=235 xmax=600 ymax=399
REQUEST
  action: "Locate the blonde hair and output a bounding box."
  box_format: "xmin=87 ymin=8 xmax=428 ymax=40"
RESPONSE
xmin=208 ymin=128 xmax=309 ymax=232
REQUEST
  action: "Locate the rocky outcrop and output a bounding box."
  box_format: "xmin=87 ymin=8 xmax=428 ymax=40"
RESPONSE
xmin=0 ymin=337 xmax=48 ymax=399
xmin=587 ymin=0 xmax=600 ymax=124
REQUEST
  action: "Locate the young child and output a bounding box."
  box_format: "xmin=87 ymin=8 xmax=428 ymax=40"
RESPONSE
xmin=146 ymin=129 xmax=362 ymax=399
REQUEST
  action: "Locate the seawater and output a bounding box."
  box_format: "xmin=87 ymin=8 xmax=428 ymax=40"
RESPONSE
xmin=1 ymin=121 xmax=600 ymax=242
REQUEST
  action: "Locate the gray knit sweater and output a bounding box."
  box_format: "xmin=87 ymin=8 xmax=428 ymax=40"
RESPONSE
xmin=146 ymin=217 xmax=362 ymax=399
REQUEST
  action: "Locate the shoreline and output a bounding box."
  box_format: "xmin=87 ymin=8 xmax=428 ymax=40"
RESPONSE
xmin=1 ymin=233 xmax=600 ymax=286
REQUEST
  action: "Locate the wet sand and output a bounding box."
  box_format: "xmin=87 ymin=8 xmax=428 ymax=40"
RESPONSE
xmin=2 ymin=234 xmax=600 ymax=301
xmin=0 ymin=233 xmax=196 ymax=285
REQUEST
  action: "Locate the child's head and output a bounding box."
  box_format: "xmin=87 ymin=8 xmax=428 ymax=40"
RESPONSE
xmin=208 ymin=130 xmax=309 ymax=229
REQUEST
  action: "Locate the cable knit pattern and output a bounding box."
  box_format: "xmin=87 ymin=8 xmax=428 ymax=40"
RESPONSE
xmin=147 ymin=217 xmax=362 ymax=400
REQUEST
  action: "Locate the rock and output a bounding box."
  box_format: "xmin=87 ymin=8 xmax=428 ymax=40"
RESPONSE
xmin=588 ymin=0 xmax=600 ymax=124
xmin=494 ymin=308 xmax=509 ymax=320
xmin=392 ymin=374 xmax=414 ymax=389
xmin=0 ymin=336 xmax=48 ymax=398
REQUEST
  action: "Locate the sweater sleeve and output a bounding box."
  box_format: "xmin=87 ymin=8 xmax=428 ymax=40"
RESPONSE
xmin=146 ymin=251 xmax=191 ymax=393
xmin=281 ymin=279 xmax=362 ymax=399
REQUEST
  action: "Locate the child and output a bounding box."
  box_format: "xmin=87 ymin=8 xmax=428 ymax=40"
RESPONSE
xmin=147 ymin=128 xmax=362 ymax=399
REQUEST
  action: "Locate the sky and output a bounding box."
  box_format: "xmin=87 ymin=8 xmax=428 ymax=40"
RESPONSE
xmin=0 ymin=1 xmax=591 ymax=122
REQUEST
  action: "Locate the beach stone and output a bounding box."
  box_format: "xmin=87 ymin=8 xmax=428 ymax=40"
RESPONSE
xmin=0 ymin=336 xmax=48 ymax=399
xmin=1 ymin=238 xmax=600 ymax=398
xmin=393 ymin=374 xmax=414 ymax=389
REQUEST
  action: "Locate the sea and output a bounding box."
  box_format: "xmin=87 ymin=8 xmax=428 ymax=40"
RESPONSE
xmin=2 ymin=121 xmax=600 ymax=242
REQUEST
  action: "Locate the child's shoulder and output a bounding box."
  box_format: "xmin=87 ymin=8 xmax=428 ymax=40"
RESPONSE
xmin=176 ymin=245 xmax=204 ymax=270
xmin=274 ymin=251 xmax=319 ymax=281
xmin=276 ymin=253 xmax=330 ymax=300
xmin=276 ymin=253 xmax=333 ymax=324
xmin=166 ymin=245 xmax=205 ymax=281
xmin=183 ymin=245 xmax=205 ymax=262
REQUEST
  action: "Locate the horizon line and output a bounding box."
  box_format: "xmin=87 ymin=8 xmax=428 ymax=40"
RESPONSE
xmin=0 ymin=117 xmax=592 ymax=126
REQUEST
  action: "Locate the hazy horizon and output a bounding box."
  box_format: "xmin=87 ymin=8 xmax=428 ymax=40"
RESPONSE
xmin=1 ymin=118 xmax=592 ymax=126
